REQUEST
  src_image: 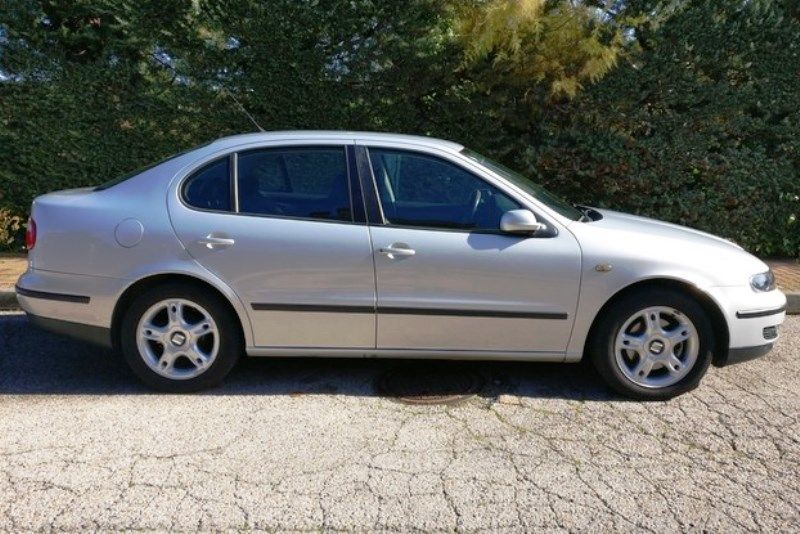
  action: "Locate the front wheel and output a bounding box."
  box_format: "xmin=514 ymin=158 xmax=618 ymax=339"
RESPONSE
xmin=120 ymin=283 xmax=242 ymax=392
xmin=589 ymin=288 xmax=715 ymax=400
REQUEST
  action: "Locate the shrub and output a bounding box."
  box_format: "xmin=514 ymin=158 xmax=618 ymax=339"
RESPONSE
xmin=0 ymin=208 xmax=23 ymax=248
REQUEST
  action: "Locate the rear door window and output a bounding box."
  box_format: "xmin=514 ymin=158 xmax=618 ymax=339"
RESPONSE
xmin=237 ymin=147 xmax=352 ymax=222
xmin=182 ymin=157 xmax=232 ymax=212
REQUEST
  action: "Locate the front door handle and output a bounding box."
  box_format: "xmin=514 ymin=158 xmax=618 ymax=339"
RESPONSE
xmin=198 ymin=234 xmax=235 ymax=250
xmin=379 ymin=243 xmax=416 ymax=258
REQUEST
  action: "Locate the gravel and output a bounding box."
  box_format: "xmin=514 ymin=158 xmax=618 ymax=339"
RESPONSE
xmin=1 ymin=312 xmax=798 ymax=531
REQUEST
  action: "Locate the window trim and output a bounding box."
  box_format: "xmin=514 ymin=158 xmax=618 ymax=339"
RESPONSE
xmin=354 ymin=145 xmax=385 ymax=225
xmin=347 ymin=145 xmax=367 ymax=224
xmin=178 ymin=143 xmax=368 ymax=227
xmin=230 ymin=152 xmax=239 ymax=213
xmin=359 ymin=146 xmax=553 ymax=236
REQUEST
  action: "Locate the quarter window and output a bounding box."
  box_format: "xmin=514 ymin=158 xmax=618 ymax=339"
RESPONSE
xmin=368 ymin=148 xmax=521 ymax=230
xmin=238 ymin=147 xmax=352 ymax=222
xmin=182 ymin=158 xmax=231 ymax=211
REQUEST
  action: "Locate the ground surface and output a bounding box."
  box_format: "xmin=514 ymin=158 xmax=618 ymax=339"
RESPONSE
xmin=771 ymin=259 xmax=800 ymax=292
xmin=0 ymin=313 xmax=798 ymax=532
xmin=0 ymin=254 xmax=26 ymax=289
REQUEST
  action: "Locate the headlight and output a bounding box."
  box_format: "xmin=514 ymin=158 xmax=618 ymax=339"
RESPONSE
xmin=750 ymin=270 xmax=776 ymax=292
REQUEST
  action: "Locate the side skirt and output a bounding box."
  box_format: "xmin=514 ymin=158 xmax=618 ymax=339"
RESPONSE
xmin=246 ymin=347 xmax=566 ymax=362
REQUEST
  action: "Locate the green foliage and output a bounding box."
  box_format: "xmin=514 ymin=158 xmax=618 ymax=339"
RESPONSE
xmin=0 ymin=208 xmax=22 ymax=245
xmin=521 ymin=0 xmax=800 ymax=257
xmin=0 ymin=0 xmax=797 ymax=257
xmin=458 ymin=0 xmax=628 ymax=99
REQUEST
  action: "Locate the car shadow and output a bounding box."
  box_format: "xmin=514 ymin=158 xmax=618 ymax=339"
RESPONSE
xmin=0 ymin=313 xmax=617 ymax=401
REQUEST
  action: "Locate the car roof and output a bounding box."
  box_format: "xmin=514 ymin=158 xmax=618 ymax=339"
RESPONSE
xmin=210 ymin=130 xmax=464 ymax=153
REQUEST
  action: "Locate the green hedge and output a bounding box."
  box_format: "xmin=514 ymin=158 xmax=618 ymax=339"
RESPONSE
xmin=518 ymin=1 xmax=800 ymax=257
xmin=1 ymin=0 xmax=797 ymax=257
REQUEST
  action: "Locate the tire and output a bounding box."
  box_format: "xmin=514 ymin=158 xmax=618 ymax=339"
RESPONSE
xmin=120 ymin=282 xmax=242 ymax=392
xmin=589 ymin=288 xmax=714 ymax=400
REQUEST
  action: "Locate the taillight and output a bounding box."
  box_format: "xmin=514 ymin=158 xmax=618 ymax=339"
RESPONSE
xmin=25 ymin=218 xmax=36 ymax=250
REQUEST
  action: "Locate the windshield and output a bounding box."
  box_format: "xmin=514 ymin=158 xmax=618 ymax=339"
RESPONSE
xmin=461 ymin=149 xmax=583 ymax=221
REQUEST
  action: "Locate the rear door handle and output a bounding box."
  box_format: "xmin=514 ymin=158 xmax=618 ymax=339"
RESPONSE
xmin=198 ymin=234 xmax=235 ymax=250
xmin=379 ymin=243 xmax=416 ymax=258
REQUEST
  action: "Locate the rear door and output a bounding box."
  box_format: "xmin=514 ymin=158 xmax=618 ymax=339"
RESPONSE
xmin=357 ymin=144 xmax=581 ymax=354
xmin=169 ymin=141 xmax=376 ymax=349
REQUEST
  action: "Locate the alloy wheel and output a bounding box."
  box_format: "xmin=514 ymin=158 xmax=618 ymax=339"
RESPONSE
xmin=136 ymin=298 xmax=220 ymax=380
xmin=613 ymin=306 xmax=699 ymax=389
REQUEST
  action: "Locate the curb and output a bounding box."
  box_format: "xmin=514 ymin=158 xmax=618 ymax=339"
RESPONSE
xmin=788 ymin=292 xmax=800 ymax=315
xmin=0 ymin=288 xmax=17 ymax=310
xmin=0 ymin=289 xmax=798 ymax=314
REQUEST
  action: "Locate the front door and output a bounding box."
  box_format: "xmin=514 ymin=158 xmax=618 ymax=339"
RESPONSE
xmin=362 ymin=147 xmax=581 ymax=354
xmin=169 ymin=143 xmax=376 ymax=349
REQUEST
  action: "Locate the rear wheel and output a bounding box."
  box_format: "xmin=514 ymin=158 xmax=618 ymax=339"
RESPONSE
xmin=589 ymin=288 xmax=714 ymax=400
xmin=120 ymin=283 xmax=242 ymax=392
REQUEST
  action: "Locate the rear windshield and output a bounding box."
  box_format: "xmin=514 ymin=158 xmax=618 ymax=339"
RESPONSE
xmin=95 ymin=143 xmax=210 ymax=191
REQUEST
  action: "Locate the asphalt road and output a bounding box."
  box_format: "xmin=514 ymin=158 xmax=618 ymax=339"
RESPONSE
xmin=1 ymin=312 xmax=798 ymax=532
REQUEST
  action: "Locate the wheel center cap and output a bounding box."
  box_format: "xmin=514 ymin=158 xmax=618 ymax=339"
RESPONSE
xmin=170 ymin=332 xmax=187 ymax=347
xmin=649 ymin=339 xmax=665 ymax=355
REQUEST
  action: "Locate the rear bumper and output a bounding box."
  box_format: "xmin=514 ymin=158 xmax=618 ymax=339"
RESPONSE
xmin=16 ymin=268 xmax=125 ymax=349
xmin=27 ymin=314 xmax=112 ymax=348
xmin=15 ymin=268 xmax=125 ymax=329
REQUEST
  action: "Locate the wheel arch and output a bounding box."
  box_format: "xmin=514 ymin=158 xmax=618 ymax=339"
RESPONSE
xmin=583 ymin=278 xmax=730 ymax=366
xmin=110 ymin=272 xmax=251 ymax=352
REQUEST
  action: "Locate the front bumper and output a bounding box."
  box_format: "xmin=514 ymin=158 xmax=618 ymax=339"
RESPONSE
xmin=706 ymin=285 xmax=786 ymax=367
xmin=719 ymin=343 xmax=775 ymax=366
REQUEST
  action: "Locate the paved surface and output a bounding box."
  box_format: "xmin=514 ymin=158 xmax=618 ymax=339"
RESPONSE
xmin=772 ymin=259 xmax=800 ymax=292
xmin=0 ymin=313 xmax=798 ymax=531
xmin=0 ymin=254 xmax=25 ymax=289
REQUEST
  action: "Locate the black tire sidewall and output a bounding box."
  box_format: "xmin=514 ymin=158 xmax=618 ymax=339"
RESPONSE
xmin=120 ymin=283 xmax=242 ymax=392
xmin=591 ymin=288 xmax=714 ymax=400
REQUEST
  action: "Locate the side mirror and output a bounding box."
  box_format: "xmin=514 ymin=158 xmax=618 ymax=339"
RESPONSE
xmin=500 ymin=209 xmax=545 ymax=235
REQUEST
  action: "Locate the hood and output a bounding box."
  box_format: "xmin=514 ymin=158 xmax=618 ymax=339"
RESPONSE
xmin=595 ymin=209 xmax=743 ymax=251
xmin=570 ymin=208 xmax=770 ymax=287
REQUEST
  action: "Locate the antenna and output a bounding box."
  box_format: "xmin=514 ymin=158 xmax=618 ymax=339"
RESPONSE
xmin=221 ymin=87 xmax=265 ymax=132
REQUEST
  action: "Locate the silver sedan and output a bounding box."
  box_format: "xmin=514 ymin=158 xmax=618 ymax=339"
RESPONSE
xmin=15 ymin=131 xmax=787 ymax=399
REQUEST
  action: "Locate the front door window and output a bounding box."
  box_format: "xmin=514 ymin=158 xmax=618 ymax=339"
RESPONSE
xmin=368 ymin=148 xmax=520 ymax=231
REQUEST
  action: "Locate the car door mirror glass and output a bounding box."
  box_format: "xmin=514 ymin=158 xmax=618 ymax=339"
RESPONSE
xmin=500 ymin=209 xmax=545 ymax=235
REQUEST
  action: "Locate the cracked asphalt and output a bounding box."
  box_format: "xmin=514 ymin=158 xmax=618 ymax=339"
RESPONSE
xmin=1 ymin=312 xmax=798 ymax=532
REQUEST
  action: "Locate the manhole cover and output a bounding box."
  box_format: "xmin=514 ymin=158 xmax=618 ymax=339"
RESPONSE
xmin=376 ymin=364 xmax=485 ymax=405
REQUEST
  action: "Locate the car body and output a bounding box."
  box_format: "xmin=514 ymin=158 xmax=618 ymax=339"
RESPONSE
xmin=16 ymin=131 xmax=787 ymax=398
